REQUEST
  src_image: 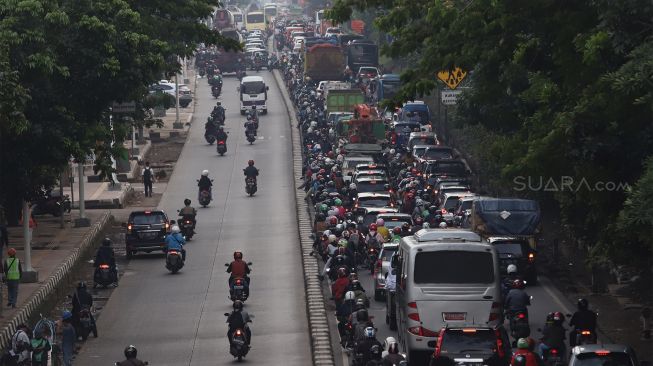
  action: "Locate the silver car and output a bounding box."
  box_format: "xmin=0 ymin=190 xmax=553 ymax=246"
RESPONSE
xmin=373 ymin=242 xmax=399 ymax=301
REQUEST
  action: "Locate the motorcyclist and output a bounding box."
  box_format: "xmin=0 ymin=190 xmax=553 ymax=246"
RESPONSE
xmin=178 ymin=198 xmax=197 ymax=229
xmin=539 ymin=311 xmax=566 ymax=356
xmin=165 ymin=225 xmax=186 ymax=261
xmin=212 ymin=101 xmax=225 ymax=122
xmin=511 ymin=338 xmax=540 ymax=366
xmin=355 ymin=327 xmax=383 ymax=365
xmin=505 ymin=279 xmax=531 ymax=317
xmin=244 ymin=118 xmax=257 ymax=138
xmin=352 ymin=308 xmax=374 ymax=342
xmin=243 ymin=160 xmax=259 ymax=183
xmin=366 ymin=344 xmax=383 ymax=365
xmin=248 ymin=105 xmax=259 ymax=122
xmin=569 ymin=298 xmax=597 ymax=347
xmin=94 ymin=237 xmax=117 ymax=284
xmin=375 ymin=219 xmax=390 ymax=241
xmin=205 ymin=116 xmax=218 ymax=138
xmin=216 ymin=125 xmax=228 ymax=143
xmin=226 ymin=251 xmax=251 ymax=295
xmin=71 ymin=281 xmax=97 ymax=339
xmin=198 ymin=170 xmax=213 ymax=200
xmin=382 ymin=340 xmax=405 ymax=365
xmin=117 ymin=345 xmax=147 ymax=366
xmin=502 ymin=264 xmax=520 ymax=300
xmin=226 ymin=300 xmax=252 ymax=345
xmin=331 ymin=267 xmax=351 ymax=304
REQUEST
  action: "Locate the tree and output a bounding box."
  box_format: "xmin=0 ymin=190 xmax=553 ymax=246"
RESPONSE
xmin=329 ymin=0 xmax=653 ymax=267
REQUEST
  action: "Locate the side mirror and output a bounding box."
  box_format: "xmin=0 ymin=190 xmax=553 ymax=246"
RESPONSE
xmin=224 ymin=313 xmax=230 ymax=317
xmin=247 ymin=262 xmax=253 ymax=266
xmin=266 ymin=86 xmax=269 ymax=91
xmin=391 ymin=255 xmax=399 ymax=269
xmin=224 ymin=263 xmax=229 ymax=267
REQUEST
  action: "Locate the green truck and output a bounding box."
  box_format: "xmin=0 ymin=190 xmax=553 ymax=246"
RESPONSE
xmin=304 ymin=44 xmax=345 ymax=81
xmin=325 ymin=89 xmax=365 ymax=116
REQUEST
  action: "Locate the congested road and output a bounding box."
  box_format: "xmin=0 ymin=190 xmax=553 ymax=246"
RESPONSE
xmin=75 ymin=72 xmax=312 ymax=365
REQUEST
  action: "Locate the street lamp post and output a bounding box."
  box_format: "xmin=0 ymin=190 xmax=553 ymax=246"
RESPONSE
xmin=21 ymin=200 xmax=38 ymax=282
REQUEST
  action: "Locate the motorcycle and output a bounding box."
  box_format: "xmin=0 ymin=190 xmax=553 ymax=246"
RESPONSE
xmin=541 ymin=347 xmax=565 ymax=366
xmin=246 ymin=130 xmax=256 ymax=144
xmin=245 ymin=177 xmax=257 ymax=196
xmin=205 ymin=131 xmax=216 ymax=144
xmin=93 ymin=263 xmax=116 ymax=288
xmin=32 ymin=190 xmax=71 ymax=217
xmin=217 ymin=140 xmax=227 ymax=156
xmin=575 ymin=329 xmax=597 ymax=345
xmin=166 ymin=249 xmax=184 ymax=273
xmin=211 ymin=85 xmax=221 ymax=98
xmin=225 ymin=262 xmax=252 ymax=302
xmin=509 ymin=310 xmax=531 ymax=342
xmin=367 ymin=247 xmax=378 ymax=274
xmin=224 ymin=315 xmax=251 ymax=362
xmin=178 ymin=214 xmax=194 ymax=239
xmin=78 ymin=305 xmax=97 ymax=340
xmin=198 ymin=189 xmax=211 ymax=207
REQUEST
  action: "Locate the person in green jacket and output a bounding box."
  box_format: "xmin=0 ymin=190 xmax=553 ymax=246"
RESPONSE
xmin=31 ymin=330 xmax=51 ymax=366
xmin=5 ymin=248 xmax=22 ymax=308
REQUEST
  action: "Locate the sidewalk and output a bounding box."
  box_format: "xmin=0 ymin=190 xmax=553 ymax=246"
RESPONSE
xmin=0 ymin=211 xmax=110 ymax=342
xmin=62 ymin=180 xmax=132 ymax=209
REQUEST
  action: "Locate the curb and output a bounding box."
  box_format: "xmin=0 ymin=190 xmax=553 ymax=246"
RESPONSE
xmin=0 ymin=211 xmax=111 ymax=348
xmin=271 ymin=69 xmax=336 ymax=366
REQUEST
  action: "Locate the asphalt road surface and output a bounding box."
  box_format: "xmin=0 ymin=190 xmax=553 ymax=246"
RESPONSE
xmin=75 ymin=71 xmax=312 ymax=365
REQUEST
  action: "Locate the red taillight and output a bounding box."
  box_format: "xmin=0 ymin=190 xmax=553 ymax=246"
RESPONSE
xmin=528 ymin=252 xmax=535 ymax=263
xmin=235 ymin=329 xmax=242 ymax=336
xmin=441 ymin=208 xmax=447 ymax=214
xmin=495 ymin=329 xmax=505 ymax=358
xmin=219 ymin=141 xmax=225 ymax=144
xmin=581 ymin=330 xmax=592 ymax=335
xmin=408 ymin=313 xmax=420 ymax=321
xmin=127 ymin=224 xmax=133 ymax=232
xmin=434 ymin=329 xmax=445 ymax=357
xmin=408 ymin=326 xmax=439 ymax=337
xmin=144 ymin=211 xmax=151 ymax=214
xmin=595 ymin=350 xmax=611 ymax=356
xmin=408 ymin=302 xmax=417 ymax=309
xmin=99 ymin=264 xmax=109 ymax=269
xmin=185 ymin=220 xmax=191 ymax=224
xmin=551 ymin=349 xmax=559 ymax=355
xmin=517 ymin=312 xmax=526 ymax=319
xmin=236 ymin=279 xmax=242 ymax=285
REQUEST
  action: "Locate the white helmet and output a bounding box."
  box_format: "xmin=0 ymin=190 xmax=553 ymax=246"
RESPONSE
xmin=307 ymin=127 xmax=314 ymax=134
xmin=345 ymin=291 xmax=355 ymax=301
xmin=349 ymin=183 xmax=357 ymax=190
xmin=389 ymin=149 xmax=396 ymax=155
xmin=416 ymin=198 xmax=424 ymax=206
xmin=328 ymin=234 xmax=337 ymax=243
xmin=422 ymin=222 xmax=430 ymax=229
xmin=171 ymin=225 xmax=181 ymax=233
xmin=202 ymin=170 xmax=209 ymax=176
xmin=507 ymin=264 xmax=518 ymax=274
xmin=323 ymin=230 xmax=331 ymax=236
xmin=439 ymin=222 xmax=448 ymax=228
xmin=310 ymin=121 xmax=318 ymax=128
xmin=384 ymin=337 xmax=398 ymax=352
xmin=336 ymin=154 xmax=344 ymax=162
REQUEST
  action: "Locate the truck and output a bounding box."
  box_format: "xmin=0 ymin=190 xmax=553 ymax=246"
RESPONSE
xmin=214 ymin=28 xmax=243 ymax=73
xmin=335 ymin=104 xmax=386 ymax=143
xmin=346 ymin=40 xmax=378 ymax=71
xmin=325 ymin=88 xmax=365 ymax=116
xmin=213 ymin=9 xmax=234 ymax=31
xmin=470 ymin=197 xmax=541 ymax=283
xmin=304 ymin=44 xmax=345 ymax=82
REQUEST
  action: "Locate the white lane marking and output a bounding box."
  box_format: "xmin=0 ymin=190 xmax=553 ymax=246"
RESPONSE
xmin=257 ymin=136 xmax=264 ymax=140
xmin=540 ymin=276 xmax=573 ymax=314
xmin=280 ymin=135 xmax=285 ymax=138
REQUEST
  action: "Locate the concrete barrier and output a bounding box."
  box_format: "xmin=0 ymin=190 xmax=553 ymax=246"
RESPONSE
xmin=0 ymin=211 xmax=111 ymax=348
xmin=272 ymin=68 xmax=336 ymax=366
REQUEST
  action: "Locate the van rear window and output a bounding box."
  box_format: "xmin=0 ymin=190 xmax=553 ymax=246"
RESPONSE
xmin=131 ymin=213 xmax=166 ymax=225
xmin=414 ymin=251 xmax=494 ymax=284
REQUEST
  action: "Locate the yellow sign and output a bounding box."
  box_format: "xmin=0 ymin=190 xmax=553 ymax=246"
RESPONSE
xmin=437 ymin=67 xmax=467 ymax=90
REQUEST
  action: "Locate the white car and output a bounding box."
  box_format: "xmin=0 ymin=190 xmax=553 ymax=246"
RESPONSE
xmin=324 ymin=27 xmax=342 ymax=38
xmin=374 ymin=242 xmax=399 ymax=300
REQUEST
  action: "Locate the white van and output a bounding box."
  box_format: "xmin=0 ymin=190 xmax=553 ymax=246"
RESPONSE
xmin=393 ymin=229 xmax=502 ymax=363
xmin=238 ymin=76 xmax=269 ymax=114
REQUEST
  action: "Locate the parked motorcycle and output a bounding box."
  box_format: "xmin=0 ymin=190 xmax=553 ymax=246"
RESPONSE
xmin=217 ymin=140 xmax=227 ymax=156
xmin=93 ymin=263 xmax=116 ymax=288
xmin=32 ymin=190 xmax=71 ymax=217
xmin=245 ymin=177 xmax=257 ymax=196
xmin=166 ymin=249 xmax=184 ymax=273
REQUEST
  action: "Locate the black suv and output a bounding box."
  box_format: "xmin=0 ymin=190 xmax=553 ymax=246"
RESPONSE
xmin=124 ymin=210 xmax=170 ymax=258
xmin=430 ymin=325 xmax=512 ymax=366
xmin=489 ymin=237 xmax=538 ymax=284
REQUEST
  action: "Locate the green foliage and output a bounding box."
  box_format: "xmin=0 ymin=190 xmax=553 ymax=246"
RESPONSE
xmin=0 ymin=0 xmax=231 ymax=207
xmin=330 ymin=0 xmax=653 ymax=266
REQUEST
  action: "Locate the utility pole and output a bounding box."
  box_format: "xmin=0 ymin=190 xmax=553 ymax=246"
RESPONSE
xmin=21 ymin=200 xmax=38 ymax=282
xmin=75 ymin=160 xmax=90 ymax=227
xmin=173 ymin=73 xmax=183 ymax=129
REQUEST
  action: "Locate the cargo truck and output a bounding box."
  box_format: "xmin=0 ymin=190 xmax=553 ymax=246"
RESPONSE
xmin=304 ymin=44 xmax=345 ymax=82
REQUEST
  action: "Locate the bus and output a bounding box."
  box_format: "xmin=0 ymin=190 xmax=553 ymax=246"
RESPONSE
xmin=229 ymin=7 xmax=244 ymax=30
xmin=264 ymin=4 xmax=277 ymax=23
xmin=246 ymin=11 xmax=266 ymax=32
xmin=346 ymin=40 xmax=379 ymax=70
xmin=370 ymin=74 xmax=402 ymax=103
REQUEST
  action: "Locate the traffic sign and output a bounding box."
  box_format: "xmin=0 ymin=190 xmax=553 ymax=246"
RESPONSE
xmin=437 ymin=67 xmax=467 ymax=90
xmin=441 ymin=90 xmax=462 ymax=105
xmin=111 ymin=101 xmax=136 ymax=113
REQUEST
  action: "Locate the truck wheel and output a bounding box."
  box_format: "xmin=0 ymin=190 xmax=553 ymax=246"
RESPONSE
xmin=263 ymin=109 xmax=268 ymax=114
xmin=240 ymin=110 xmax=245 ymax=115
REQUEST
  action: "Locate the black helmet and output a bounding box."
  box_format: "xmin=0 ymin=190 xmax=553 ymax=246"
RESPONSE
xmin=252 ymin=105 xmax=256 ymax=109
xmin=233 ymin=300 xmax=243 ymax=311
xmin=77 ymin=281 xmax=86 ymax=289
xmin=184 ymin=198 xmax=191 ymax=206
xmin=124 ymin=345 xmax=137 ymax=359
xmin=577 ymin=298 xmax=589 ymax=310
xmin=102 ymin=237 xmax=112 ymax=246
xmin=356 ymin=309 xmax=369 ymax=322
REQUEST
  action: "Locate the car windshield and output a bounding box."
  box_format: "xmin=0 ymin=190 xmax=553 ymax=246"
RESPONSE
xmin=574 ymin=352 xmax=633 ymax=366
xmin=381 ymin=81 xmax=401 ymax=100
xmin=440 ymin=329 xmax=497 ymax=354
xmin=345 ymin=159 xmax=373 ymax=169
xmin=247 ymin=13 xmax=264 ymax=23
xmin=381 ymin=248 xmax=397 ymax=261
xmin=411 ymin=137 xmax=436 ymax=147
xmin=424 ymin=149 xmax=453 ymax=160
xmin=358 ymin=197 xmax=390 ymax=207
xmin=444 ymin=196 xmax=467 ymax=210
xmin=383 ymin=218 xmax=411 ymax=230
xmin=493 ymin=242 xmax=525 ymax=257
xmin=395 ymin=123 xmax=420 ymax=135
xmin=131 ymin=213 xmax=166 ymax=225
xmin=426 ymin=162 xmax=467 ymax=176
xmin=414 ymin=251 xmax=494 ymax=283
xmin=413 ymin=147 xmax=428 ymax=157
xmin=241 ymin=81 xmax=265 ymax=94
xmin=356 ymin=181 xmax=388 ymax=193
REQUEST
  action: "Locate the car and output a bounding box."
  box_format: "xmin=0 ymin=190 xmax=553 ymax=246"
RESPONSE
xmin=569 ymin=344 xmax=643 ymax=366
xmin=415 ymin=146 xmax=455 ymax=169
xmin=399 ymin=101 xmax=432 ymax=127
xmin=355 ymin=207 xmax=399 ymax=234
xmin=356 ymin=66 xmax=380 ymax=81
xmin=423 ymin=159 xmax=470 ymax=179
xmin=373 ymin=242 xmax=399 ymax=300
xmin=324 ymin=27 xmax=342 ymax=37
xmin=431 ymin=179 xmax=471 ymax=195
xmin=392 ymin=121 xmax=423 ymax=147
xmin=408 ymin=132 xmax=439 ymax=150
xmin=488 ymin=237 xmax=537 ymax=284
xmin=352 ymin=169 xmax=388 ymax=182
xmin=411 ymin=144 xmax=438 ymax=160
xmin=124 ymin=210 xmax=170 ymax=258
xmin=149 ymin=80 xmax=176 ymax=97
xmin=353 ymin=177 xmax=390 ymax=193
xmin=354 ymin=192 xmax=394 ymax=209
xmin=431 ymin=325 xmax=512 ymax=366
xmin=178 ymin=85 xmax=193 ymax=108
xmin=452 ymin=196 xmax=477 ymax=227
xmin=434 ymin=185 xmax=472 ymax=207
xmin=438 ymin=192 xmax=476 ymax=217
xmin=343 ymin=156 xmax=375 ymax=182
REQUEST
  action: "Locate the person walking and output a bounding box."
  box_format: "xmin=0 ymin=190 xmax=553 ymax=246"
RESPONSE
xmin=30 ymin=329 xmax=51 ymax=366
xmin=5 ymin=248 xmax=22 ymax=308
xmin=10 ymin=324 xmax=32 ymax=366
xmin=60 ymin=311 xmax=76 ymax=366
xmin=142 ymin=162 xmax=155 ymax=197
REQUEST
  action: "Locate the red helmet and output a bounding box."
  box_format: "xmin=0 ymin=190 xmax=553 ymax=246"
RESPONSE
xmin=512 ymin=279 xmax=525 ymax=289
xmin=411 ymin=168 xmax=418 ymax=175
xmin=369 ymin=223 xmax=377 ymax=231
xmin=329 ymin=216 xmax=338 ymax=225
xmin=234 ymin=251 xmax=243 ymax=260
xmin=407 ymin=193 xmax=414 ymax=198
xmin=319 ymin=169 xmax=326 ymax=175
xmin=392 ymin=227 xmax=402 ymax=234
xmin=327 ymin=151 xmax=335 ymax=158
xmin=248 ymin=160 xmax=254 ymax=166
xmin=337 ymin=267 xmax=347 ymax=278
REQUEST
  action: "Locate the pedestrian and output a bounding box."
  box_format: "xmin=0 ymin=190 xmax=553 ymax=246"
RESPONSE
xmin=5 ymin=248 xmax=22 ymax=308
xmin=30 ymin=330 xmax=51 ymax=366
xmin=0 ymin=203 xmax=9 ymax=249
xmin=142 ymin=161 xmax=155 ymax=197
xmin=11 ymin=324 xmax=32 ymax=365
xmin=60 ymin=311 xmax=76 ymax=366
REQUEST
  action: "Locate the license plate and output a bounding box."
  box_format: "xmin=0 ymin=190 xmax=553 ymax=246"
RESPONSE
xmin=443 ymin=312 xmax=466 ymax=321
xmin=140 ymin=232 xmax=157 ymax=239
xmin=250 ymin=94 xmax=258 ymax=97
xmin=233 ymin=285 xmax=244 ymax=289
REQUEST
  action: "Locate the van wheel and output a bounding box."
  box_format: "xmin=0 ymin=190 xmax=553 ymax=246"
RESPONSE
xmin=374 ymin=289 xmax=384 ymax=301
xmin=240 ymin=110 xmax=245 ymax=115
xmin=263 ymin=109 xmax=267 ymax=114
